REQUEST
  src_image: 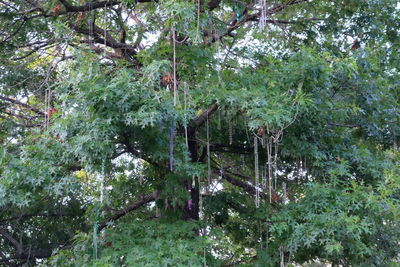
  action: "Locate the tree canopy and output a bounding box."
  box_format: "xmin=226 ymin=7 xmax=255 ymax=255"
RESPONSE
xmin=0 ymin=0 xmax=399 ymax=266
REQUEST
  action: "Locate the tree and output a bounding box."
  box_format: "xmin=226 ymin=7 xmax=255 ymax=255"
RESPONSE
xmin=0 ymin=0 xmax=399 ymax=266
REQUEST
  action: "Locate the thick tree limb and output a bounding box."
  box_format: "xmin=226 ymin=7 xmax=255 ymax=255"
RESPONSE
xmin=99 ymin=191 xmax=158 ymax=230
xmin=0 ymin=96 xmax=45 ymax=116
xmin=70 ymin=22 xmax=138 ymax=63
xmin=70 ymin=23 xmax=136 ymax=53
xmin=220 ymin=0 xmax=309 ymax=39
xmin=1 ymin=110 xmax=42 ymax=122
xmin=217 ymin=168 xmax=282 ymax=205
xmin=189 ymin=103 xmax=218 ymax=133
xmin=58 ymin=0 xmax=221 ymax=13
xmin=57 ymin=0 xmax=162 ymax=14
xmin=0 ymin=227 xmax=23 ymax=255
xmin=58 ymin=0 xmax=120 ymax=12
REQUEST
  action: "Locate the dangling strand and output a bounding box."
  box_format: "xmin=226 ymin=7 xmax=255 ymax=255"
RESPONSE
xmin=216 ymin=41 xmax=222 ymax=84
xmin=198 ymin=175 xmax=203 ymax=217
xmin=169 ymin=125 xmax=174 ymax=171
xmin=259 ymin=0 xmax=267 ymax=30
xmin=103 ymin=4 xmax=107 ymax=59
xmin=266 ymin=135 xmax=272 ymax=204
xmin=43 ymin=88 xmax=47 ymax=129
xmin=93 ymin=6 xmax=110 ymax=258
xmin=304 ymin=157 xmax=307 ymax=181
xmin=244 ymin=115 xmax=251 ymax=145
xmin=206 ymin=113 xmax=211 ymax=192
xmin=280 ymin=245 xmax=285 ymax=267
xmin=262 ymin=131 xmax=267 ymax=148
xmin=88 ymin=1 xmax=94 ymax=76
xmin=282 ymin=182 xmax=287 ymax=204
xmin=258 ymin=221 xmax=262 ymax=249
xmin=172 ymin=28 xmax=177 ymax=106
xmin=100 ymin=160 xmax=106 ymax=241
xmin=229 ymin=119 xmax=233 ymax=145
xmin=88 ymin=2 xmax=93 ymax=47
xmin=184 ymin=82 xmax=189 ymax=149
xmin=254 ymin=136 xmax=260 ymax=208
xmin=273 ymin=133 xmax=279 ymax=190
xmin=100 ymin=5 xmax=108 ymax=216
xmin=262 ymin=164 xmax=267 ymax=189
xmin=44 ymin=87 xmax=49 ymax=130
xmin=100 ymin=162 xmax=105 ymax=203
xmin=47 ymin=87 xmax=51 ymax=130
xmin=260 ymin=132 xmax=265 ymax=148
xmin=93 ymin=206 xmax=99 ymax=260
xmin=46 ymin=88 xmax=50 ymax=129
xmin=196 ymin=0 xmax=201 ymax=39
xmin=265 ymin=221 xmax=269 ymax=250
xmin=169 ymin=28 xmax=178 ymax=171
xmin=217 ymin=109 xmax=221 ymax=130
xmin=93 ymin=160 xmax=105 ymax=260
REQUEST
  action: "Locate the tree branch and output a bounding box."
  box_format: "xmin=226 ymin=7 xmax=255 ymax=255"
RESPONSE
xmin=0 ymin=95 xmax=45 ymax=116
xmin=189 ymin=103 xmax=218 ymax=133
xmin=216 ymin=167 xmax=282 ymax=205
xmin=58 ymin=0 xmax=120 ymax=12
xmin=0 ymin=227 xmax=23 ymax=255
xmin=58 ymin=0 xmax=156 ymax=13
xmin=69 ymin=22 xmax=138 ymax=63
xmin=99 ymin=191 xmax=158 ymax=230
xmin=220 ymin=0 xmax=309 ymax=40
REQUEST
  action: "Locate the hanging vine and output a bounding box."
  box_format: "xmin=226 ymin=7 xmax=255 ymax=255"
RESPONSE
xmin=259 ymin=0 xmax=267 ymax=30
xmin=44 ymin=87 xmax=51 ymax=130
xmin=184 ymin=82 xmax=189 ymax=149
xmin=254 ymin=136 xmax=260 ymax=208
xmin=228 ymin=119 xmax=233 ymax=145
xmin=169 ymin=28 xmax=178 ymax=171
xmin=93 ymin=6 xmax=108 ymax=260
xmin=206 ymin=113 xmax=211 ymax=192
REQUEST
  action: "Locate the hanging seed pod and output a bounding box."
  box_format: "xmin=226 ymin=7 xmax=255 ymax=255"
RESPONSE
xmin=184 ymin=82 xmax=189 ymax=149
xmin=280 ymin=246 xmax=285 ymax=267
xmin=207 ymin=115 xmax=211 ymax=192
xmin=262 ymin=165 xmax=267 ymax=189
xmin=259 ymin=0 xmax=267 ymax=30
xmin=254 ymin=136 xmax=260 ymax=208
xmin=217 ymin=109 xmax=221 ymax=130
xmin=229 ymin=120 xmax=233 ymax=145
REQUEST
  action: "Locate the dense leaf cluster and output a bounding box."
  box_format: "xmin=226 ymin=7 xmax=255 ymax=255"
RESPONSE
xmin=0 ymin=0 xmax=399 ymax=266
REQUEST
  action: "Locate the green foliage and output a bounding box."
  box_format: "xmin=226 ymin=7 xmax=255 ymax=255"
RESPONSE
xmin=0 ymin=0 xmax=399 ymax=266
xmin=270 ymin=179 xmax=400 ymax=265
xmin=50 ymin=220 xmax=209 ymax=267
